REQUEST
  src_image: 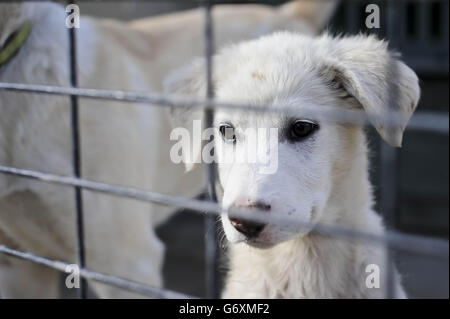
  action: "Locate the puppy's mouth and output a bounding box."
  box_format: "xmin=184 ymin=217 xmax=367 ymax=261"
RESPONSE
xmin=228 ymin=217 xmax=278 ymax=248
xmin=229 ymin=217 xmax=265 ymax=238
xmin=229 ymin=207 xmax=315 ymax=248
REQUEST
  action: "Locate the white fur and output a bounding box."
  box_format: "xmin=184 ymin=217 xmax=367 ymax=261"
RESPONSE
xmin=166 ymin=32 xmax=420 ymax=298
xmin=0 ymin=1 xmax=338 ymax=298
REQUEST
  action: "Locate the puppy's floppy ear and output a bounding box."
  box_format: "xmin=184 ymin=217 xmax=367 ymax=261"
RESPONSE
xmin=319 ymin=35 xmax=420 ymax=147
xmin=164 ymin=59 xmax=207 ymax=172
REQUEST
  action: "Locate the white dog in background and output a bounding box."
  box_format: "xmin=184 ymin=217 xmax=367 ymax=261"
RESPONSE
xmin=0 ymin=1 xmax=337 ymax=298
xmin=166 ymin=32 xmax=420 ymax=298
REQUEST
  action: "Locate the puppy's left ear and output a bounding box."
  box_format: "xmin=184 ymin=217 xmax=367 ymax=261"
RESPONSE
xmin=319 ymin=35 xmax=420 ymax=147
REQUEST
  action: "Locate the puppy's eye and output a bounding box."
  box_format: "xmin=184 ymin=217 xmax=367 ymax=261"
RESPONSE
xmin=289 ymin=120 xmax=318 ymax=141
xmin=219 ymin=123 xmax=236 ymax=143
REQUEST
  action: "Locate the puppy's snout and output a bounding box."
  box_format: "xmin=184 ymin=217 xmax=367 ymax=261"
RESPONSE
xmin=233 ymin=198 xmax=271 ymax=211
xmin=229 ymin=199 xmax=270 ymax=239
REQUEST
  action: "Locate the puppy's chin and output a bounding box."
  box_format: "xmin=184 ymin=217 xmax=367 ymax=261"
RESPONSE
xmin=246 ymin=229 xmax=312 ymax=248
xmin=231 ymin=231 xmax=289 ymax=249
xmin=226 ymin=236 xmax=276 ymax=249
xmin=245 ymin=240 xmax=276 ymax=249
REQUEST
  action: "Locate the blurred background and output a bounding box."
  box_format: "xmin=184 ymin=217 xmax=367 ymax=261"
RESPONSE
xmin=63 ymin=0 xmax=448 ymax=298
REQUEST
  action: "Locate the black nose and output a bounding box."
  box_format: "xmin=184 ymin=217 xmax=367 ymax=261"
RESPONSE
xmin=229 ymin=217 xmax=265 ymax=239
xmin=229 ymin=201 xmax=270 ymax=239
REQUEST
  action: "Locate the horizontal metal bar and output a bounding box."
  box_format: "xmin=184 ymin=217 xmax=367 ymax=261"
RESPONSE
xmin=0 ymin=164 xmax=448 ymax=260
xmin=408 ymin=111 xmax=450 ymax=133
xmin=0 ymin=245 xmax=196 ymax=299
xmin=0 ymin=82 xmax=448 ymax=134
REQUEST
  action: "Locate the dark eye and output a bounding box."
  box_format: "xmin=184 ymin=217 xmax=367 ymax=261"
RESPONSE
xmin=219 ymin=123 xmax=236 ymax=143
xmin=289 ymin=120 xmax=318 ymax=141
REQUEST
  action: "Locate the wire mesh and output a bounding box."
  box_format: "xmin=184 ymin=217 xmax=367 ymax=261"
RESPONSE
xmin=0 ymin=0 xmax=448 ymax=299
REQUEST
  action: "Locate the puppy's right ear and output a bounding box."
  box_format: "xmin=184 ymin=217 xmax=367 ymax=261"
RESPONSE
xmin=164 ymin=59 xmax=207 ymax=172
xmin=318 ymin=35 xmax=420 ymax=147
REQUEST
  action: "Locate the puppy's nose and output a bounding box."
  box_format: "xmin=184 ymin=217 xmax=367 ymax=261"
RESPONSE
xmin=229 ymin=199 xmax=270 ymax=239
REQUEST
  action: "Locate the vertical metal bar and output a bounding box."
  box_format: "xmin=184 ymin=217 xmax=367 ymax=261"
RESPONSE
xmin=382 ymin=1 xmax=400 ymax=299
xmin=346 ymin=1 xmax=358 ymax=34
xmin=380 ymin=143 xmax=398 ymax=299
xmin=203 ymin=0 xmax=218 ymax=299
xmin=67 ymin=0 xmax=87 ymax=299
xmin=417 ymin=0 xmax=428 ymax=43
xmin=442 ymin=0 xmax=449 ymax=52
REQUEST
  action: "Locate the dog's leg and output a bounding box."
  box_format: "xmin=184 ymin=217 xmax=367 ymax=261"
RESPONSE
xmin=0 ymin=189 xmax=76 ymax=299
xmin=86 ymin=249 xmax=164 ymax=299
xmin=88 ymin=282 xmax=147 ymax=299
xmin=86 ymin=240 xmax=165 ymax=299
xmin=0 ymin=257 xmax=59 ymax=298
xmin=78 ymin=193 xmax=166 ymax=299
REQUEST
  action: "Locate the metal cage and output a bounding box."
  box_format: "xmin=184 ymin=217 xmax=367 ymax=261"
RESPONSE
xmin=0 ymin=0 xmax=448 ymax=299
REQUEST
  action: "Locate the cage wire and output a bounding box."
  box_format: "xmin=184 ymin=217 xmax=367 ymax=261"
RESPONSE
xmin=0 ymin=0 xmax=448 ymax=299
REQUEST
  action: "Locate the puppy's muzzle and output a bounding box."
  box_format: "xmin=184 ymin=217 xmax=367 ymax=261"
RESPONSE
xmin=229 ymin=201 xmax=270 ymax=239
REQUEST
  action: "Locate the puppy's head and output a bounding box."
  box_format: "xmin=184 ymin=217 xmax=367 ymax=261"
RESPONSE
xmin=165 ymin=32 xmax=420 ymax=247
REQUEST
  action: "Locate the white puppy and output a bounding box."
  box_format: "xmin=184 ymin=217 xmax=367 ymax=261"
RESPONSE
xmin=0 ymin=1 xmax=337 ymax=298
xmin=166 ymin=32 xmax=420 ymax=298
